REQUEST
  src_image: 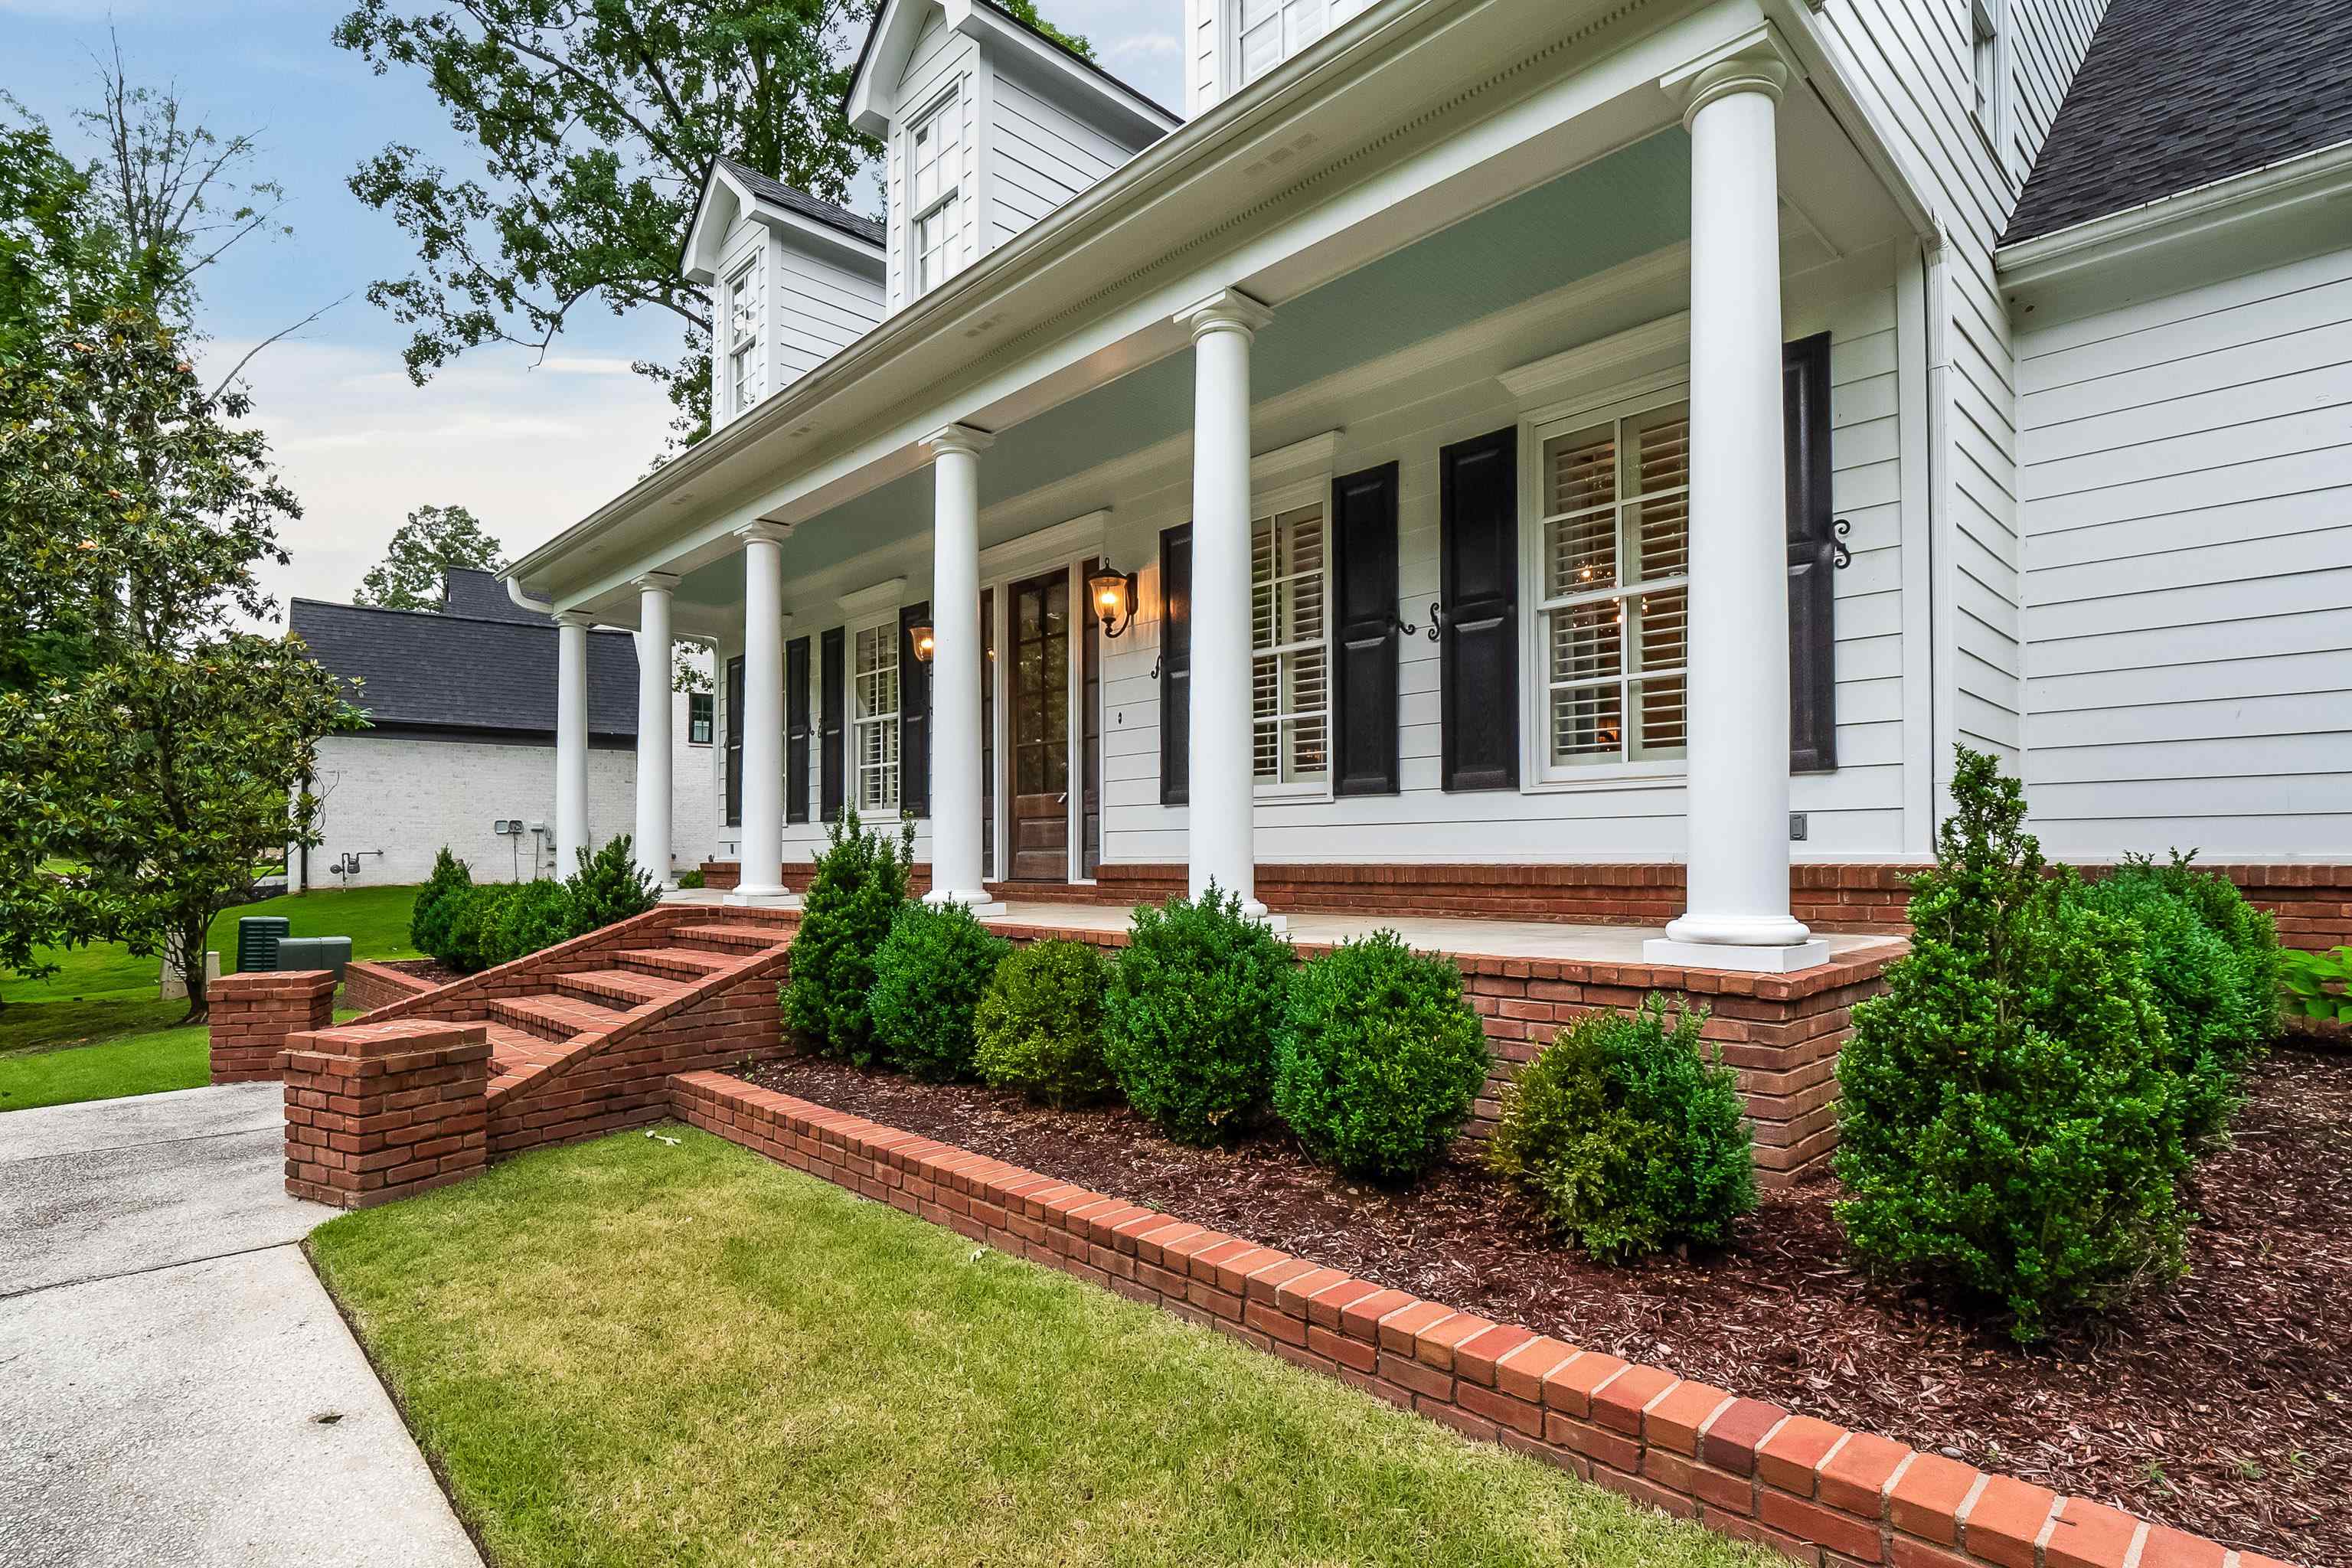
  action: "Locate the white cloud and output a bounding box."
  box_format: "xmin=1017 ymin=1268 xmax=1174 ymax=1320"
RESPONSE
xmin=198 ymin=336 xmax=675 ymax=620
xmin=537 ymin=354 xmax=642 ymax=376
xmin=1106 ymin=31 xmax=1180 ymax=60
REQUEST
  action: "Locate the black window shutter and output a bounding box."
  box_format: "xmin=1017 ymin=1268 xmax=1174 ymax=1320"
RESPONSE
xmin=723 ymin=655 xmax=745 ymax=828
xmin=819 ymin=626 xmax=846 ymax=822
xmin=899 ymin=602 xmax=931 ymax=818
xmin=1158 ymin=524 xmax=1191 ymax=806
xmin=1785 ymin=332 xmax=1838 ymax=774
xmin=1331 ymin=462 xmax=1401 ymax=796
xmin=1438 ymin=427 xmax=1519 ymax=792
xmin=784 ymin=636 xmax=810 ymax=824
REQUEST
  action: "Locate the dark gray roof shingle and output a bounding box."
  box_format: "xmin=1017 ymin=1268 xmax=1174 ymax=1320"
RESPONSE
xmin=714 ymin=156 xmax=886 ymax=247
xmin=2005 ymin=0 xmax=2352 ymax=245
xmin=440 ymin=566 xmax=543 ymax=625
xmin=291 ymin=589 xmax=637 ymax=740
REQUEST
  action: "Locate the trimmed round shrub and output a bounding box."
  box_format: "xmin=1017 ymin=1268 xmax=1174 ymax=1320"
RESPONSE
xmin=974 ymin=939 xmax=1116 ymax=1106
xmin=439 ymin=883 xmax=512 ymax=974
xmin=410 ymin=848 xmax=471 ymax=960
xmin=488 ymin=878 xmax=577 ymax=968
xmin=674 ymin=866 xmax=706 ymax=890
xmin=1487 ymin=995 xmax=1755 ymax=1263
xmin=870 ymin=901 xmax=1012 ymax=1081
xmin=1102 ymin=886 xmax=1290 ymax=1145
xmin=2069 ymin=854 xmax=2280 ymax=1142
xmin=1834 ymin=749 xmax=2189 ymax=1342
xmin=567 ymin=833 xmax=658 ymax=933
xmin=1273 ymin=931 xmax=1489 ymax=1181
xmin=783 ymin=809 xmax=913 ymax=1064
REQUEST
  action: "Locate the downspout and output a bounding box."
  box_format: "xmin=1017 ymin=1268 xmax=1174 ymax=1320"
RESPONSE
xmin=505 ymin=573 xmax=557 ymax=616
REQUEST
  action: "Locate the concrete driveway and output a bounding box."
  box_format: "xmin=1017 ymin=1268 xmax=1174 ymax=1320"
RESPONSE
xmin=0 ymin=1083 xmax=482 ymax=1568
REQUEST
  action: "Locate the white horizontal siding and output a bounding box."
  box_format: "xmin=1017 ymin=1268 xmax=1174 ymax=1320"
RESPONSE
xmin=2020 ymin=244 xmax=2352 ymax=860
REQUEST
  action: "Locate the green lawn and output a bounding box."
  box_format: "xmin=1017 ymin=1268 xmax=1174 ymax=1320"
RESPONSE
xmin=0 ymin=883 xmax=422 ymax=1110
xmin=311 ymin=1128 xmax=1772 ymax=1568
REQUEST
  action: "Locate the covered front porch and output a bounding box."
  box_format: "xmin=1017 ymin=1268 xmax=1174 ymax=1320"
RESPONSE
xmin=518 ymin=2 xmax=1938 ymax=978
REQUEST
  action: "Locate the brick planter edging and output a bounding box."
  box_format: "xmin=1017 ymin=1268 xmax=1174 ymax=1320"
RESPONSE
xmin=668 ymin=1070 xmax=2289 ymax=1568
xmin=207 ymin=969 xmax=337 ymax=1083
xmin=342 ymin=959 xmax=440 ymax=1013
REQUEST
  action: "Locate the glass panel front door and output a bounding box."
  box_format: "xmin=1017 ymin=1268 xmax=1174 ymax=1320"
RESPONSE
xmin=1008 ymin=570 xmax=1070 ymax=882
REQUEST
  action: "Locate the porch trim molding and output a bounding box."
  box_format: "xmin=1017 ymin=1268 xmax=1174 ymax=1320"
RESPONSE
xmin=977 ymin=509 xmax=1109 ymax=579
xmin=1250 ymin=429 xmax=1346 ymax=488
xmin=1497 ymin=312 xmax=1690 ymax=403
xmin=835 ymin=577 xmax=909 ymax=618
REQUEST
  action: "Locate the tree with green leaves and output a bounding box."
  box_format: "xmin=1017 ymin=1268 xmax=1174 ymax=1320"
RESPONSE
xmin=355 ymin=502 xmax=506 ymax=609
xmin=0 ymin=103 xmax=358 ymax=1018
xmin=335 ymin=0 xmax=1090 ymax=445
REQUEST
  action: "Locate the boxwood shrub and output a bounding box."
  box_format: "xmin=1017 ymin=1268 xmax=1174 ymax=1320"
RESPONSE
xmin=1487 ymin=995 xmax=1754 ymax=1262
xmin=1273 ymin=931 xmax=1489 ymax=1181
xmin=1102 ymin=887 xmax=1290 ymax=1144
xmin=410 ymin=848 xmax=471 ymax=959
xmin=1834 ymin=749 xmax=2189 ymax=1341
xmin=870 ymin=901 xmax=1011 ymax=1081
xmin=974 ymin=939 xmax=1116 ymax=1106
xmin=567 ymin=834 xmax=659 ymax=931
xmin=783 ymin=809 xmax=913 ymax=1064
xmin=2068 ymin=854 xmax=2280 ymax=1142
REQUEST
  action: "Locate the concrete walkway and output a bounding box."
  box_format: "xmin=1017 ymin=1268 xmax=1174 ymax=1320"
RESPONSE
xmin=0 ymin=1083 xmax=482 ymax=1568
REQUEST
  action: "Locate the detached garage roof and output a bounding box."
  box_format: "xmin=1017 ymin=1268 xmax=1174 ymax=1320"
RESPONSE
xmin=291 ymin=570 xmax=638 ymax=740
xmin=2005 ymin=0 xmax=2352 ymax=244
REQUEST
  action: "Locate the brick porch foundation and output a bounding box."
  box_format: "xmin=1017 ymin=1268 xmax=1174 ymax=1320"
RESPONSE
xmin=206 ymin=969 xmax=337 ymax=1083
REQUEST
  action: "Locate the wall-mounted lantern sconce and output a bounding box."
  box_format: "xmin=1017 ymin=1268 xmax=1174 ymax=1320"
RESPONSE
xmin=1086 ymin=561 xmax=1138 ymax=639
xmin=908 ymin=624 xmax=936 ymax=662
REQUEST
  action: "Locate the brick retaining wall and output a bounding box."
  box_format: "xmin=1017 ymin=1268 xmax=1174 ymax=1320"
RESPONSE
xmin=207 ymin=969 xmax=336 ymax=1083
xmin=669 ymin=1070 xmax=2282 ymax=1568
xmin=341 ymin=959 xmax=440 ymax=1013
xmin=282 ymin=1020 xmax=488 ymax=1207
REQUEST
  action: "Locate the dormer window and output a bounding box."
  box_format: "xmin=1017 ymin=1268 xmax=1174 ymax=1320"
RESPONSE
xmin=910 ymin=90 xmax=965 ymax=296
xmin=725 ymin=250 xmax=765 ymax=416
xmin=1238 ymin=0 xmax=1328 ymax=87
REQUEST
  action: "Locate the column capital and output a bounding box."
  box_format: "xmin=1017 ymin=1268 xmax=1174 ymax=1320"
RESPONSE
xmin=731 ymin=521 xmax=792 ymax=548
xmin=551 ymin=609 xmax=596 ymax=629
xmin=1659 ymin=24 xmax=1798 ymax=126
xmin=1174 ymin=288 xmax=1275 ymax=343
xmin=922 ymin=422 xmax=996 ymax=458
xmin=629 ymin=571 xmax=681 ymax=594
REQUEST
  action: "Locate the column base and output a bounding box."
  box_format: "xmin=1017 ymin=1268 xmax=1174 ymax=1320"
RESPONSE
xmin=925 ymin=889 xmax=1008 ymax=918
xmin=723 ymin=888 xmax=802 ymax=910
xmin=1642 ymin=937 xmax=1831 ymax=974
xmin=1240 ymin=900 xmax=1287 ymax=934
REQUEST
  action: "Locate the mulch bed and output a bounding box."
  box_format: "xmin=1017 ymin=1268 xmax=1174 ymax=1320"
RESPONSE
xmin=734 ymin=1046 xmax=2350 ymax=1564
xmin=374 ymin=957 xmax=465 ymax=988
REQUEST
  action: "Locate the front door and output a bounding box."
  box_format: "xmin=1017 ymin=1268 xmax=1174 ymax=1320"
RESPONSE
xmin=1008 ymin=569 xmax=1070 ymax=881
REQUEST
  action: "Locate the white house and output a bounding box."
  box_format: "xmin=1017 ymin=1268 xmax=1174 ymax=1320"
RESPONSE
xmin=290 ymin=570 xmax=718 ymax=888
xmin=502 ymin=0 xmax=2352 ymax=970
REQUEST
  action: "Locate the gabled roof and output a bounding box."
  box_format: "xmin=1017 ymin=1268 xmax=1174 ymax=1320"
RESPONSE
xmin=844 ymin=0 xmax=1178 ymax=142
xmin=2005 ymin=0 xmax=2352 ymax=244
xmin=681 ymin=158 xmax=886 ymax=283
xmin=291 ymin=577 xmax=638 ymax=740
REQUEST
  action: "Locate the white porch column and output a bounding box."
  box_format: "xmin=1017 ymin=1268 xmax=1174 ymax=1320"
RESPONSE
xmin=554 ymin=611 xmax=591 ymax=874
xmin=922 ymin=424 xmax=1003 ymax=915
xmin=1647 ymin=38 xmax=1827 ymax=973
xmin=1175 ymin=289 xmax=1279 ymax=926
xmin=632 ymin=573 xmax=678 ymax=887
xmin=729 ymin=523 xmax=792 ymax=904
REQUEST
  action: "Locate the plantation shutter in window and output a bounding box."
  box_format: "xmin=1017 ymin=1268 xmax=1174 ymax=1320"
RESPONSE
xmin=899 ymin=602 xmax=931 ymax=818
xmin=1439 ymin=427 xmax=1520 ymax=792
xmin=1159 ymin=524 xmax=1191 ymax=806
xmin=1784 ymin=332 xmax=1838 ymax=774
xmin=724 ymin=655 xmax=745 ymax=827
xmin=820 ymin=626 xmax=846 ymax=822
xmin=785 ymin=637 xmax=810 ymax=825
xmin=1331 ymin=462 xmax=1400 ymax=796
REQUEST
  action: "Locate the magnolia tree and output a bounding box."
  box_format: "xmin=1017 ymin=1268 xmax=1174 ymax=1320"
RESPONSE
xmin=0 ymin=109 xmax=357 ymax=1019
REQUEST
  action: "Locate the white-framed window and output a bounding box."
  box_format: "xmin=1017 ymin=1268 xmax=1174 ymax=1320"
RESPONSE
xmin=1236 ymin=0 xmax=1332 ymax=86
xmin=852 ymin=620 xmax=901 ymax=814
xmin=724 ymin=249 xmax=764 ymax=416
xmin=1524 ymin=391 xmax=1691 ymax=779
xmin=908 ymin=89 xmax=964 ymax=296
xmin=1250 ymin=492 xmax=1329 ymax=791
xmin=1971 ymin=0 xmax=2003 ymax=145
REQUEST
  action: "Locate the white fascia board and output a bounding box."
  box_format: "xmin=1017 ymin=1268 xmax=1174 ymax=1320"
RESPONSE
xmin=846 ymin=0 xmax=929 ymax=139
xmin=759 ymin=204 xmax=887 ymax=279
xmin=946 ymin=0 xmax=1182 ymax=144
xmin=680 ymin=165 xmax=744 ymax=284
xmin=1996 ymin=138 xmax=2352 ymax=326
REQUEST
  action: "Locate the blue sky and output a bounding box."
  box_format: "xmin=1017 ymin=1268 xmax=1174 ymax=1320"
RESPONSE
xmin=2 ymin=0 xmax=1182 ymax=612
